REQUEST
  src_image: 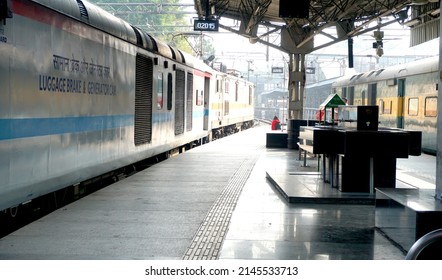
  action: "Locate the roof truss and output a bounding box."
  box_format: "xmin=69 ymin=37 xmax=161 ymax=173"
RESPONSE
xmin=194 ymin=0 xmax=440 ymax=54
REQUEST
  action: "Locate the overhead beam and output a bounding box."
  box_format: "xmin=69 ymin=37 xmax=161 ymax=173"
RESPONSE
xmin=219 ymin=23 xmax=287 ymax=53
xmin=239 ymin=0 xmax=271 ymax=36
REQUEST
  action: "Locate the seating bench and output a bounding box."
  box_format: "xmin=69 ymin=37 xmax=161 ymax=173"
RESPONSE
xmin=266 ymin=131 xmax=288 ymax=148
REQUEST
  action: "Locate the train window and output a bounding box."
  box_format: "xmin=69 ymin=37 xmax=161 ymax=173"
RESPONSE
xmin=385 ymin=101 xmax=392 ymax=114
xmin=224 ymin=101 xmax=230 ymax=115
xmin=379 ymin=99 xmax=384 ymax=114
xmin=408 ymin=98 xmax=419 ymax=116
xmin=216 ymin=79 xmax=222 ymax=93
xmin=235 ymin=82 xmax=239 ymax=101
xmin=167 ymin=73 xmax=173 ymax=111
xmin=425 ymin=96 xmax=437 ymax=117
xmin=249 ymin=87 xmax=253 ymax=105
xmin=225 ymin=79 xmax=230 ymax=93
xmin=157 ymin=73 xmax=164 ymax=110
xmin=379 ymin=99 xmax=391 ymax=115
xmin=196 ymin=90 xmax=203 ymax=106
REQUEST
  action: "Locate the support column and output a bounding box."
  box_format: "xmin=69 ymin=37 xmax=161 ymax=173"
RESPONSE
xmin=288 ymin=53 xmax=306 ymax=119
xmin=436 ymin=22 xmax=442 ymax=200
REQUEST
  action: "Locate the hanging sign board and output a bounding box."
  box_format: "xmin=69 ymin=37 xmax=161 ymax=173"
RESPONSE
xmin=194 ymin=19 xmax=219 ymax=32
xmin=271 ymin=67 xmax=283 ymax=74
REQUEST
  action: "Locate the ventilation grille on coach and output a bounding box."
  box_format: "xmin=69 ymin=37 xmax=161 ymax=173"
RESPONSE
xmin=76 ymin=0 xmax=89 ymax=22
xmin=134 ymin=54 xmax=153 ymax=146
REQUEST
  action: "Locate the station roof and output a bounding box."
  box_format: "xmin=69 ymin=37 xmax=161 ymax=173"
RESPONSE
xmin=260 ymin=88 xmax=288 ymax=98
xmin=194 ymin=0 xmax=440 ymax=54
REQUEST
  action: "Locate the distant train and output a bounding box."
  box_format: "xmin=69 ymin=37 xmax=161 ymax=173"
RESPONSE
xmin=0 ymin=0 xmax=254 ymax=214
xmin=305 ymin=56 xmax=438 ymax=155
xmin=333 ymin=56 xmax=438 ymax=154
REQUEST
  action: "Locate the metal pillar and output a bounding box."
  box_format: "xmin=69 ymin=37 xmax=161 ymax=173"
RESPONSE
xmin=436 ymin=19 xmax=442 ymax=201
xmin=288 ymin=53 xmax=306 ymax=119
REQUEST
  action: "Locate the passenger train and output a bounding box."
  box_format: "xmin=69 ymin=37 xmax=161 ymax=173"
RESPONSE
xmin=307 ymin=56 xmax=438 ymax=155
xmin=0 ymin=0 xmax=255 ymax=216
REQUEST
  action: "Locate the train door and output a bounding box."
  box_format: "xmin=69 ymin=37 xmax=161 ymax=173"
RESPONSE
xmin=167 ymin=73 xmax=173 ymax=111
xmin=203 ymin=77 xmax=210 ymax=130
xmin=397 ymin=79 xmax=405 ymax=128
xmin=368 ymin=83 xmax=377 ymax=105
xmin=342 ymin=87 xmax=347 ymax=100
xmin=361 ymin=89 xmax=366 ymax=105
xmin=217 ymin=77 xmax=225 ymax=125
xmin=348 ymin=86 xmax=355 ymax=105
xmin=175 ymin=69 xmax=185 ymax=135
xmin=224 ymin=78 xmax=230 ymax=117
xmin=186 ymin=72 xmax=193 ymax=132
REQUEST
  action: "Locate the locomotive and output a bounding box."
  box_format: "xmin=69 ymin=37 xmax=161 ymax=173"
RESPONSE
xmin=0 ymin=0 xmax=255 ymax=215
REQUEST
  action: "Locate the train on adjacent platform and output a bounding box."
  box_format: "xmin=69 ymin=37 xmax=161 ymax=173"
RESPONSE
xmin=306 ymin=56 xmax=439 ymax=155
xmin=0 ymin=0 xmax=255 ymax=218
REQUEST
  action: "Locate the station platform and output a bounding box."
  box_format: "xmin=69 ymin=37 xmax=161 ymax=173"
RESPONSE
xmin=0 ymin=123 xmax=436 ymax=260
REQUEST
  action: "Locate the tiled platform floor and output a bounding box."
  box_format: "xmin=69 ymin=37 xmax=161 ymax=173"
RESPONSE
xmin=0 ymin=124 xmax=436 ymax=260
xmin=219 ymin=148 xmax=409 ymax=260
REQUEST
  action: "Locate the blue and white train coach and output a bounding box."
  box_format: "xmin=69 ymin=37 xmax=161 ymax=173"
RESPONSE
xmin=0 ymin=0 xmax=255 ymax=216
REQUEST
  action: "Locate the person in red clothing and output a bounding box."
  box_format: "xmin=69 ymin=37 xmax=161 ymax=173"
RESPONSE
xmin=271 ymin=116 xmax=281 ymax=130
xmin=316 ymin=109 xmax=325 ymax=122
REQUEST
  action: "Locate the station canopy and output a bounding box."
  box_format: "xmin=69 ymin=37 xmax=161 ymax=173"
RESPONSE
xmin=194 ymin=0 xmax=440 ymax=54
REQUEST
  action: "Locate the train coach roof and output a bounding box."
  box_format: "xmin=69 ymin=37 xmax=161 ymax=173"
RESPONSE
xmin=393 ymin=56 xmax=439 ymax=78
xmin=306 ymin=77 xmax=338 ymax=88
xmin=333 ymin=56 xmax=439 ymax=87
xmin=33 ymin=0 xmax=138 ymax=45
xmin=33 ymin=0 xmax=189 ymax=65
xmin=180 ymin=51 xmax=215 ymax=72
